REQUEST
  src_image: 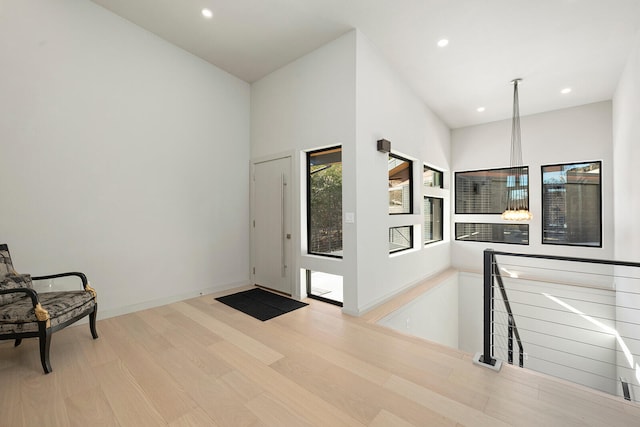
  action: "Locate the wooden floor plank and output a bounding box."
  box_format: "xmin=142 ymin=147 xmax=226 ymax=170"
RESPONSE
xmin=369 ymin=409 xmax=418 ymax=427
xmin=20 ymin=369 xmax=71 ymax=427
xmin=168 ymin=407 xmax=221 ymax=427
xmin=0 ymin=363 xmax=27 ymax=427
xmin=64 ymin=386 xmax=121 ymax=427
xmin=185 ymin=371 xmax=261 ymax=427
xmin=98 ymin=319 xmax=198 ymax=423
xmin=245 ymin=392 xmax=316 ymax=427
xmin=209 ymin=339 xmax=367 ymax=426
xmin=384 ymin=374 xmax=509 ymax=427
xmin=92 ymin=359 xmax=166 ymax=427
xmin=173 ymin=301 xmax=284 ymax=365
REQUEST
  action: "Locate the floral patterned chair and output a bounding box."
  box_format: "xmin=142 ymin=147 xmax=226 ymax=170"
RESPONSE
xmin=0 ymin=244 xmax=98 ymax=373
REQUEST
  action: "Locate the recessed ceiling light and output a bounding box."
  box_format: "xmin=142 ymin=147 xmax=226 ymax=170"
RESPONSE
xmin=477 ymin=107 xmax=485 ymax=112
xmin=201 ymin=8 xmax=213 ymax=19
xmin=561 ymin=87 xmax=572 ymax=94
xmin=437 ymin=39 xmax=449 ymax=48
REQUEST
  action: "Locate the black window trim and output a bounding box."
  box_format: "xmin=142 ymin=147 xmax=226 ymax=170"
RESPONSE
xmin=423 ymin=164 xmax=444 ymax=189
xmin=541 ymin=160 xmax=602 ymax=248
xmin=306 ymin=145 xmax=343 ymax=259
xmin=454 ymin=165 xmax=530 ymax=215
xmin=423 ymin=196 xmax=444 ymax=246
xmin=389 ymin=153 xmax=414 ymax=215
xmin=454 ymin=222 xmax=530 ymax=246
xmin=389 ymin=225 xmax=414 ymax=254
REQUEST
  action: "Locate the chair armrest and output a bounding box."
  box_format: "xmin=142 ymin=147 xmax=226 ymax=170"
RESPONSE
xmin=32 ymin=272 xmax=88 ymax=289
xmin=0 ymin=285 xmax=50 ymax=324
xmin=0 ymin=286 xmax=40 ymax=306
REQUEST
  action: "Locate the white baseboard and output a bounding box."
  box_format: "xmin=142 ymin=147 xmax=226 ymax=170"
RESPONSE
xmin=95 ymin=280 xmax=248 ymax=321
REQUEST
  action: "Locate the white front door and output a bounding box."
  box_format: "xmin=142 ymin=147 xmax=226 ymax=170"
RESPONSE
xmin=251 ymin=156 xmax=292 ymax=295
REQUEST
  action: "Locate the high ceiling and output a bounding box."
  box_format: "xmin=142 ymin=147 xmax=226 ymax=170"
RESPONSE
xmin=91 ymin=0 xmax=640 ymax=129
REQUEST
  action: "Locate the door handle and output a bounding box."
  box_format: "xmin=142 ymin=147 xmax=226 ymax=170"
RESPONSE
xmin=281 ymin=174 xmax=286 ymax=277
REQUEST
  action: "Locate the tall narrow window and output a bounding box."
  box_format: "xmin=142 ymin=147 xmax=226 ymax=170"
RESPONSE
xmin=389 ymin=154 xmax=413 ymax=214
xmin=542 ymin=161 xmax=601 ymax=247
xmin=424 ymin=197 xmax=443 ymax=245
xmin=307 ymin=147 xmax=343 ymax=257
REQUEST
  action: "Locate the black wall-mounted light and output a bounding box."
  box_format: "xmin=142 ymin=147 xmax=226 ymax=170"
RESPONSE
xmin=377 ymin=139 xmax=391 ymax=153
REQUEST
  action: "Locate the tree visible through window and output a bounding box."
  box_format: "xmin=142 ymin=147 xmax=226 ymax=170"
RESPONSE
xmin=542 ymin=161 xmax=601 ymax=247
xmin=307 ymin=147 xmax=343 ymax=257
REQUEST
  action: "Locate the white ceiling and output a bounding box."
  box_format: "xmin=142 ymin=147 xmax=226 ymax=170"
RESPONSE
xmin=91 ymin=0 xmax=640 ymax=129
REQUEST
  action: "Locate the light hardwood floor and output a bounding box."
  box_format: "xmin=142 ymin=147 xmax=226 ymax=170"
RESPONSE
xmin=1 ymin=286 xmax=639 ymax=426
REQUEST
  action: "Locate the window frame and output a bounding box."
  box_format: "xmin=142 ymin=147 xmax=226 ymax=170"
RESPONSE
xmin=423 ymin=196 xmax=444 ymax=245
xmin=388 ymin=153 xmax=414 ymax=215
xmin=306 ymin=146 xmax=343 ymax=258
xmin=423 ymin=164 xmax=444 ymax=189
xmin=389 ymin=225 xmax=414 ymax=254
xmin=541 ymin=160 xmax=602 ymax=248
xmin=455 ymin=166 xmax=530 ymax=215
xmin=455 ymin=222 xmax=529 ymax=245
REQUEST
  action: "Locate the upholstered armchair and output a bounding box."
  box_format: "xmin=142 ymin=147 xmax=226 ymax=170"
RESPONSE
xmin=0 ymin=244 xmax=98 ymax=373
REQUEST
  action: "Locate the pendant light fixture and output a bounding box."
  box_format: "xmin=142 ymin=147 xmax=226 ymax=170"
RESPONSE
xmin=501 ymin=78 xmax=532 ymax=221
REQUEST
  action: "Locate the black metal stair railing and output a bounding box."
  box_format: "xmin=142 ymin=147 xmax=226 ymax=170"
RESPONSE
xmin=479 ymin=249 xmax=524 ymax=368
xmin=477 ymin=248 xmax=640 ymax=402
xmin=494 ymin=259 xmax=525 ymax=367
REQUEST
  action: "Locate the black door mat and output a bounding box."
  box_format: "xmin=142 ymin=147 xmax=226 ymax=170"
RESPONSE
xmin=215 ymin=288 xmax=308 ymax=321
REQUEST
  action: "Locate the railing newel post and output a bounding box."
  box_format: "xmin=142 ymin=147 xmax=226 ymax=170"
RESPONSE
xmin=479 ymin=249 xmax=497 ymax=367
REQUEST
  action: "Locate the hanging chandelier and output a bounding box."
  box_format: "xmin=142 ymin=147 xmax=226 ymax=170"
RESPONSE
xmin=501 ymin=78 xmax=532 ymax=221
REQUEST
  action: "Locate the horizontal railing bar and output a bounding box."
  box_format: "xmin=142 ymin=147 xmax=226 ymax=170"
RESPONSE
xmin=493 ymin=293 xmax=621 ymax=313
xmin=496 ymin=278 xmax=640 ymax=308
xmin=494 ymin=284 xmax=640 ymax=308
xmin=495 ymin=339 xmax=634 ymax=370
xmin=492 ymin=278 xmax=620 ymax=299
xmin=493 ymin=347 xmax=640 ymax=390
xmin=492 ymin=251 xmax=640 ymax=268
xmin=492 ymin=321 xmax=640 ymax=348
xmin=491 ymin=301 xmax=640 ymax=330
xmin=490 ymin=343 xmax=640 ymax=378
xmin=518 ymin=354 xmax=620 ymax=384
xmin=492 ymin=298 xmax=640 ymax=325
xmin=491 ymin=312 xmax=626 ymax=337
xmin=496 ymin=261 xmax=640 ymax=282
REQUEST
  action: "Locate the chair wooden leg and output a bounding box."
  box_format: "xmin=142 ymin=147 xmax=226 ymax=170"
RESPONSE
xmin=39 ymin=327 xmax=52 ymax=374
xmin=14 ymin=338 xmax=22 ymax=347
xmin=89 ymin=305 xmax=98 ymax=339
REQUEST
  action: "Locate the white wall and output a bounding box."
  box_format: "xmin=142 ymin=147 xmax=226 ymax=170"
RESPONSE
xmin=458 ymin=272 xmax=484 ymax=354
xmin=451 ymin=102 xmax=614 ymax=271
xmin=0 ymin=0 xmax=251 ymax=317
xmin=250 ymin=31 xmax=356 ymax=303
xmin=613 ymin=33 xmax=640 ymax=400
xmin=379 ymin=273 xmax=458 ymax=349
xmin=251 ymin=30 xmax=451 ymax=314
xmin=352 ymin=32 xmax=451 ymax=314
xmin=613 ymin=33 xmax=640 ymax=263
